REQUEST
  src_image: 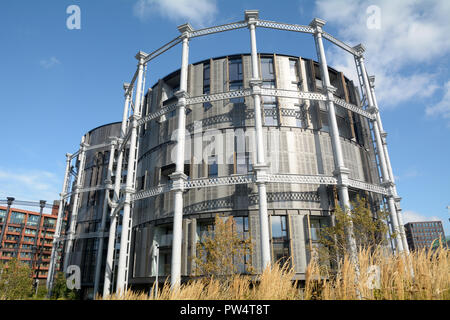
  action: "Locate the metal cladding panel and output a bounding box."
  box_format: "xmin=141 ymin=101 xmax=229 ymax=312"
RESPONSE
xmin=289 ymin=214 xmax=307 ymax=273
xmin=133 ymin=225 xmax=153 ymax=278
xmin=249 ymin=211 xmax=262 ymax=273
xmin=212 ymin=58 xmax=225 ymax=109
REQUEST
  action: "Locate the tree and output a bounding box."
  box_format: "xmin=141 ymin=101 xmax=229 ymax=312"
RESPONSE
xmin=315 ymin=196 xmax=392 ymax=269
xmin=193 ymin=215 xmax=254 ymax=278
xmin=50 ymin=271 xmax=79 ymax=300
xmin=0 ymin=258 xmax=33 ymax=300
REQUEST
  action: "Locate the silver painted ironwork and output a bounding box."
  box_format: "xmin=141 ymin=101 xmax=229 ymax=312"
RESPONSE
xmin=186 ymin=88 xmax=252 ymax=105
xmin=137 ymin=102 xmax=178 ymax=126
xmin=267 ymin=174 xmax=338 ymax=185
xmin=333 ymin=97 xmax=375 ymax=120
xmin=144 ymin=36 xmax=182 ymax=63
xmin=322 ymin=32 xmax=358 ymax=56
xmin=257 ymin=20 xmax=314 ymax=34
xmin=190 ymin=21 xmax=248 ymax=38
xmin=185 ymin=174 xmax=255 ymax=189
xmin=132 ymin=184 xmax=172 ymax=201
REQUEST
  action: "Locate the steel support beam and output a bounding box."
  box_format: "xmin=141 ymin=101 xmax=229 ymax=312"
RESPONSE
xmin=103 ymin=83 xmax=131 ymax=297
xmin=47 ymin=153 xmax=72 ymax=294
xmin=170 ymin=23 xmax=192 ymax=288
xmin=93 ymin=139 xmax=116 ymax=296
xmin=116 ymin=52 xmax=147 ymax=294
xmin=63 ymin=137 xmax=87 ymax=272
xmin=368 ymin=76 xmax=409 ymax=253
xmin=354 ymin=45 xmax=404 ymax=253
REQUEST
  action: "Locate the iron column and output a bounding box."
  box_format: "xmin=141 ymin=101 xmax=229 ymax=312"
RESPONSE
xmin=310 ymin=18 xmax=359 ymax=266
xmin=116 ymin=52 xmax=147 ymax=294
xmin=103 ymin=83 xmax=132 ymax=297
xmin=368 ymin=76 xmax=409 ymax=253
xmin=63 ymin=137 xmax=87 ymax=271
xmin=47 ymin=153 xmax=71 ymax=294
xmin=246 ymin=10 xmax=271 ymax=271
xmin=93 ymin=139 xmax=116 ymax=296
xmin=353 ymin=45 xmax=404 ymax=252
xmin=170 ymin=23 xmax=192 ymax=288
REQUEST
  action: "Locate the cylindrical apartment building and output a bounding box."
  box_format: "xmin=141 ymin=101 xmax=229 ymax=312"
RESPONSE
xmin=129 ymin=53 xmax=382 ymax=288
xmin=64 ymin=122 xmax=125 ymax=299
xmin=53 ymin=11 xmax=407 ymax=297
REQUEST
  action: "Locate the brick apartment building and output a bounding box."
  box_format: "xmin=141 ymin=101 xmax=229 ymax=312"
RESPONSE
xmin=0 ymin=200 xmax=66 ymax=283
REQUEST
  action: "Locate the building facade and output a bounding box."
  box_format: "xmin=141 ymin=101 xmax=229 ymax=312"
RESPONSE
xmin=0 ymin=201 xmax=62 ymax=283
xmin=404 ymin=221 xmax=447 ymax=251
xmin=63 ymin=122 xmax=128 ymax=299
xmin=52 ymin=11 xmax=408 ymax=298
xmin=130 ymin=53 xmax=383 ymax=288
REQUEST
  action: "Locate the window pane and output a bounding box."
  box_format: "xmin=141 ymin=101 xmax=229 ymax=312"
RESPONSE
xmin=229 ymin=58 xmax=242 ymax=82
xmin=10 ymin=212 xmax=25 ymax=224
xmin=208 ymin=155 xmax=218 ymax=177
xmin=261 ymin=57 xmax=274 ymax=80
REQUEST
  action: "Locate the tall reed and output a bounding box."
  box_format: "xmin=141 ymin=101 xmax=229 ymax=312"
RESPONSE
xmin=100 ymin=245 xmax=449 ymax=300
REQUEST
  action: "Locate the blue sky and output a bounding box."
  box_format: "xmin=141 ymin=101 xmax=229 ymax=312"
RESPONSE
xmin=1 ymin=0 xmax=449 ymax=234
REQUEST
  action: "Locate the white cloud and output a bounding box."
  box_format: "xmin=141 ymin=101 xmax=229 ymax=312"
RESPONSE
xmin=314 ymin=0 xmax=450 ymax=108
xmin=426 ymin=80 xmax=450 ymax=125
xmin=39 ymin=56 xmax=61 ymax=69
xmin=0 ymin=168 xmax=60 ymax=203
xmin=133 ymin=0 xmax=218 ymax=27
xmin=402 ymin=210 xmax=441 ymax=224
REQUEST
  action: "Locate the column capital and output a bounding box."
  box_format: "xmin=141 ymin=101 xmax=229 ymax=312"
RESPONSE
xmin=353 ymin=44 xmax=365 ymax=57
xmin=245 ymin=10 xmax=259 ymax=25
xmin=135 ymin=51 xmax=148 ymax=63
xmin=325 ymin=85 xmax=337 ymax=100
xmin=169 ymin=172 xmax=188 ymax=191
xmin=249 ymin=78 xmax=263 ymax=87
xmin=367 ymin=106 xmax=379 ymax=115
xmin=381 ymin=180 xmax=395 ymax=189
xmin=123 ymin=82 xmax=130 ymax=92
xmin=309 ymin=18 xmax=326 ymax=33
xmin=253 ymin=163 xmax=269 ymax=183
xmin=177 ymin=23 xmax=193 ymax=38
xmin=380 ymin=131 xmax=388 ymax=139
xmin=65 ymin=153 xmax=72 ymax=159
xmin=333 ymin=167 xmax=350 ymax=186
xmin=174 ymin=89 xmax=188 ymax=100
xmin=6 ymin=197 xmax=15 ymax=205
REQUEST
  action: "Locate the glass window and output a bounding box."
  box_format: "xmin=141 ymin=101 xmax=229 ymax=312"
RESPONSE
xmin=289 ymin=59 xmax=301 ymax=91
xmin=261 ymin=57 xmax=275 ymax=80
xmin=271 ymin=215 xmax=290 ymax=266
xmin=10 ymin=212 xmax=25 ymax=224
xmin=25 ymin=228 xmax=37 ymax=235
xmin=229 ymin=58 xmax=243 ymax=82
xmin=309 ymin=218 xmax=328 ymax=241
xmin=229 ymin=58 xmax=244 ymax=104
xmin=44 ymin=218 xmax=56 ymax=229
xmin=27 ymin=215 xmax=40 ymax=227
xmin=320 ymin=111 xmax=330 ymax=132
xmin=208 ymin=155 xmax=218 ymax=177
xmin=0 ymin=209 xmax=6 ymax=223
xmin=203 ymin=63 xmax=212 ymax=110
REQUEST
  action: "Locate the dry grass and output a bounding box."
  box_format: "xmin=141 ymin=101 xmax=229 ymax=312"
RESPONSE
xmin=100 ymin=245 xmax=449 ymax=300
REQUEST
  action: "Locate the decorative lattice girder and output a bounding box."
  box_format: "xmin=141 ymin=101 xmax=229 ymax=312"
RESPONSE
xmin=257 ymin=20 xmax=314 ymax=34
xmin=190 ymin=21 xmax=248 ymax=38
